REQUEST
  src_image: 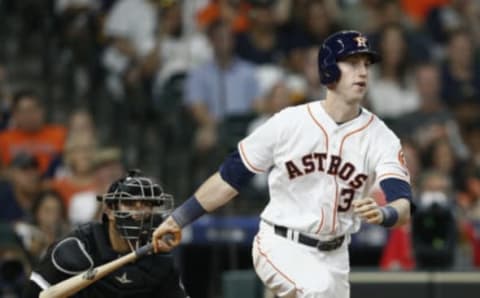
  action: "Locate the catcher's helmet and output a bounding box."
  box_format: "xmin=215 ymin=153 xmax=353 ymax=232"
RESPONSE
xmin=318 ymin=30 xmax=380 ymax=85
xmin=100 ymin=169 xmax=174 ymax=247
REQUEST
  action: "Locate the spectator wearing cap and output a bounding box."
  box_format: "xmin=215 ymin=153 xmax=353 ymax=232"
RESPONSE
xmin=0 ymin=152 xmax=42 ymax=223
xmin=0 ymin=90 xmax=67 ymax=175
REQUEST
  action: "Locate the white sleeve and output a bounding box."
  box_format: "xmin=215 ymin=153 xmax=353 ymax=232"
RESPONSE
xmin=131 ymin=9 xmax=156 ymax=57
xmin=238 ymin=112 xmax=281 ymax=174
xmin=375 ymin=136 xmax=410 ymax=184
xmin=104 ymin=1 xmax=156 ymax=57
xmin=68 ymin=192 xmax=98 ymax=225
xmin=104 ymin=0 xmax=130 ymax=37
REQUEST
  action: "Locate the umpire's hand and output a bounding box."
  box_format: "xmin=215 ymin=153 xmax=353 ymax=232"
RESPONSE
xmin=352 ymin=197 xmax=383 ymax=225
xmin=152 ymin=216 xmax=182 ymax=253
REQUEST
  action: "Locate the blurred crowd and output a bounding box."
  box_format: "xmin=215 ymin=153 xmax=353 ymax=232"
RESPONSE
xmin=1 ymin=0 xmax=480 ymax=296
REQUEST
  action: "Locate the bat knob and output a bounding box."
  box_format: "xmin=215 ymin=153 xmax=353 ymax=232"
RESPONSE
xmin=163 ymin=234 xmax=174 ymax=244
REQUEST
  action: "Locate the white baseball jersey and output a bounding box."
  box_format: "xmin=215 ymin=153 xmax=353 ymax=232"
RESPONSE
xmin=239 ymin=102 xmax=410 ymax=240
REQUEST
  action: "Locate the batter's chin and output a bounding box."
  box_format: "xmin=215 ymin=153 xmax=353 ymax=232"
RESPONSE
xmin=345 ymin=93 xmax=365 ymax=105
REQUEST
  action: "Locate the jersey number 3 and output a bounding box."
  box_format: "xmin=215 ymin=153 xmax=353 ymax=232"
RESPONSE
xmin=337 ymin=188 xmax=354 ymax=212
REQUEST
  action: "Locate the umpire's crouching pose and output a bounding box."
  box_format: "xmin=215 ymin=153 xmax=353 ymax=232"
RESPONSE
xmin=23 ymin=170 xmax=189 ymax=298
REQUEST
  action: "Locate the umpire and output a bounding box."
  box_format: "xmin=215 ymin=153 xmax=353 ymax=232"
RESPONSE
xmin=23 ymin=170 xmax=189 ymax=298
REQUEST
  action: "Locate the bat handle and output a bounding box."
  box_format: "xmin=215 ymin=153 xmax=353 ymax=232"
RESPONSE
xmin=136 ymin=234 xmax=174 ymax=257
xmin=135 ymin=243 xmax=153 ymax=257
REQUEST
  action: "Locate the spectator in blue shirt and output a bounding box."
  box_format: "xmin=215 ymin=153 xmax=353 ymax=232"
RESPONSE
xmin=185 ymin=19 xmax=261 ymax=153
xmin=184 ymin=19 xmax=261 ymax=185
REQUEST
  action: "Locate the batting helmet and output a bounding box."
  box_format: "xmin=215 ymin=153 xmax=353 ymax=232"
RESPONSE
xmin=100 ymin=169 xmax=174 ymax=246
xmin=318 ymin=30 xmax=380 ymax=85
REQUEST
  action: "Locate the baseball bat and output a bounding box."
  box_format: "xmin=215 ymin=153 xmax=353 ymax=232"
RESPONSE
xmin=39 ymin=235 xmax=172 ymax=298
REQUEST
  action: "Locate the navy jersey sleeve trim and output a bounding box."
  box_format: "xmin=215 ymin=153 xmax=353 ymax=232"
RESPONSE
xmin=379 ymin=178 xmax=413 ymax=202
xmin=219 ymin=150 xmax=255 ymax=191
xmin=380 ymin=178 xmax=416 ymax=214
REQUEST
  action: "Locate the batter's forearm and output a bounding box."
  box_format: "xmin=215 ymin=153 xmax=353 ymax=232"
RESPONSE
xmin=195 ymin=172 xmax=238 ymax=212
xmin=169 ymin=173 xmax=239 ymax=229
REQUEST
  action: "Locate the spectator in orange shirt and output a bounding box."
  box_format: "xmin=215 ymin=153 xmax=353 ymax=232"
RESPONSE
xmin=0 ymin=90 xmax=67 ymax=175
xmin=400 ymin=0 xmax=449 ymax=25
xmin=197 ymin=0 xmax=250 ymax=33
xmin=48 ymin=132 xmax=97 ymax=209
xmin=44 ymin=108 xmax=97 ymax=178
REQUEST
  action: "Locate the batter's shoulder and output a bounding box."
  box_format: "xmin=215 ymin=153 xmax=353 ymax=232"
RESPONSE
xmin=363 ymin=109 xmax=400 ymax=141
xmin=276 ymin=103 xmax=309 ymax=117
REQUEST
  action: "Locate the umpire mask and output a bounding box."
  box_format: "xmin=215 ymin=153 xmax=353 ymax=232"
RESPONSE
xmin=101 ymin=170 xmax=174 ymax=248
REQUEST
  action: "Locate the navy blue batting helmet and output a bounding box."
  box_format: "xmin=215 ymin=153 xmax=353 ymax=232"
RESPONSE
xmin=318 ymin=30 xmax=380 ymax=85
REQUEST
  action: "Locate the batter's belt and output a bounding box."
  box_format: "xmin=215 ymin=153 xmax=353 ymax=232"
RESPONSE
xmin=271 ymin=224 xmax=345 ymax=251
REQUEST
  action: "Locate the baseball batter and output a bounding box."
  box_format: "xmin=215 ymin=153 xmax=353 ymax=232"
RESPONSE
xmin=153 ymin=30 xmax=414 ymax=298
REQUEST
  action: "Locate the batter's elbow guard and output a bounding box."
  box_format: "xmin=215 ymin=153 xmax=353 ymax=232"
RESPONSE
xmin=219 ymin=150 xmax=255 ymax=191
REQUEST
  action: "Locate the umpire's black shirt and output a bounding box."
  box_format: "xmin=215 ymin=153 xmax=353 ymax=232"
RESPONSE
xmin=23 ymin=222 xmax=188 ymax=298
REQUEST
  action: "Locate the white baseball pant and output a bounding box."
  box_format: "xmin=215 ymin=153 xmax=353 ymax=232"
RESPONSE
xmin=252 ymin=221 xmax=350 ymax=298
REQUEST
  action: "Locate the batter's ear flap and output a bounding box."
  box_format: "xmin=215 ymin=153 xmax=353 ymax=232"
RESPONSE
xmin=319 ymin=44 xmax=340 ymax=85
xmin=323 ymin=64 xmax=340 ymax=85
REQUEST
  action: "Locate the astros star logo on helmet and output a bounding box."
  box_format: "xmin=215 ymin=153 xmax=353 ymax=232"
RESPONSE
xmin=354 ymin=36 xmax=368 ymax=47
